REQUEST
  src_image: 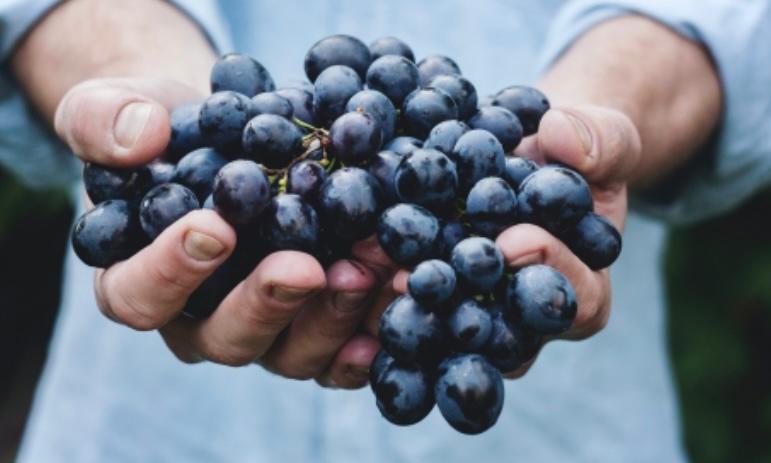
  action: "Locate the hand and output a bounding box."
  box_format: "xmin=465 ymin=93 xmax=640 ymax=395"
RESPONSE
xmin=56 ymin=77 xmax=390 ymax=388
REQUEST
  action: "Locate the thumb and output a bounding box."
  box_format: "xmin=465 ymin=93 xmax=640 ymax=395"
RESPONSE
xmin=536 ymin=106 xmax=641 ymax=184
xmin=54 ymin=77 xmax=204 ymax=167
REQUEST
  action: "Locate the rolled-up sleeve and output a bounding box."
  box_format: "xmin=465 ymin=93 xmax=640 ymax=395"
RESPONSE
xmin=539 ymin=0 xmax=771 ymax=224
xmin=0 ymin=0 xmax=231 ymax=189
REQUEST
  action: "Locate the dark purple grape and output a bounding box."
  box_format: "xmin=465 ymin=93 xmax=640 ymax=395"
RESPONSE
xmin=199 ymin=91 xmax=254 ymax=154
xmin=416 ymin=54 xmax=461 ymax=87
xmin=393 ymin=148 xmax=458 ymax=212
xmin=259 ymin=194 xmax=320 ymax=253
xmin=368 ymin=150 xmax=403 ymax=204
xmin=173 ymin=148 xmax=228 ymax=202
xmin=304 ymin=34 xmax=371 ymax=82
xmin=250 ymin=92 xmax=293 ymax=119
xmin=517 ymin=165 xmax=593 ymax=235
xmin=423 ymin=120 xmax=469 ymax=155
xmin=312 ymin=65 xmax=363 ymax=127
xmin=167 ymin=101 xmax=205 ymax=161
xmin=139 ymin=183 xmax=200 ymax=240
xmin=384 ymin=136 xmax=422 ymax=157
xmin=210 ymin=53 xmax=275 ymax=96
xmin=506 ymin=264 xmax=577 ymax=335
xmin=83 ymin=162 xmax=153 ymax=205
xmin=369 ymin=36 xmax=415 ymax=62
xmin=491 ymin=86 xmax=550 ymax=136
xmin=468 ymin=106 xmax=523 ymax=152
xmin=436 ymin=220 xmax=466 ymax=260
xmin=451 ymin=237 xmax=504 ymax=293
xmin=484 ymin=309 xmax=541 ymax=373
xmin=365 ymin=55 xmax=420 ymax=107
xmin=401 ymin=88 xmax=458 ymax=139
xmin=561 ymin=212 xmax=622 ymax=270
xmin=503 ymin=156 xmax=539 ymax=190
xmin=318 ymin=167 xmax=382 ymax=241
xmin=287 ymin=160 xmax=327 ymax=203
xmin=379 ymin=294 xmax=446 ymax=365
xmin=446 ymin=299 xmax=494 ymax=352
xmin=450 ymin=129 xmax=506 ymax=192
xmin=329 ymin=111 xmax=383 ymax=165
xmin=376 ymin=203 xmax=439 ymax=267
xmin=346 ymin=89 xmax=397 ymax=142
xmin=371 ymin=353 xmax=435 ymax=426
xmin=183 ymin=258 xmax=238 ymax=319
xmin=212 ymin=160 xmax=270 ymax=226
xmin=147 ymin=161 xmax=176 ymax=186
xmin=277 ymin=79 xmax=314 ymax=94
xmin=71 ymin=200 xmax=145 ymax=268
xmin=408 ymin=259 xmax=456 ymax=307
xmin=242 ymin=114 xmax=304 ymax=169
xmin=274 ymin=87 xmax=316 ymax=125
xmin=435 ymin=354 xmax=503 ymax=435
xmin=428 ymin=74 xmax=478 ymax=120
xmin=466 ymin=177 xmax=518 ymax=238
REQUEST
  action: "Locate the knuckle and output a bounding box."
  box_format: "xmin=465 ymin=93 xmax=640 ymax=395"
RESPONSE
xmin=262 ymin=353 xmax=323 ymax=380
xmin=200 ymin=341 xmax=256 ymax=367
xmin=111 ymin=291 xmax=164 ymax=331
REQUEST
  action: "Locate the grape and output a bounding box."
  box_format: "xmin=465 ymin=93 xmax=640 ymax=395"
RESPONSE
xmin=446 ymin=299 xmax=494 ymax=352
xmin=423 ymin=120 xmax=469 ymax=155
xmin=167 ymin=101 xmax=205 ymax=161
xmin=416 ymin=54 xmax=461 ymax=86
xmin=304 ymin=34 xmax=371 ymax=81
xmin=468 ymin=106 xmax=523 ymax=152
xmin=318 ymin=167 xmax=382 ymax=241
xmin=376 ymin=203 xmax=440 ymax=266
xmin=242 ymin=114 xmax=304 ymax=169
xmin=212 ymin=160 xmax=270 ymax=226
xmin=450 ymin=129 xmax=506 ymax=192
xmin=139 ymin=183 xmax=200 ymax=240
xmin=173 ymin=148 xmax=228 ymax=202
xmin=365 ymin=55 xmax=419 ymax=107
xmin=312 ymin=65 xmax=363 ymax=127
xmin=401 ymin=88 xmax=458 ymax=139
xmin=407 ymin=259 xmax=456 ymax=307
xmin=561 ymin=212 xmax=622 ymax=270
xmin=147 ymin=161 xmax=176 ymax=186
xmin=287 ymin=160 xmax=327 ymax=203
xmin=484 ymin=309 xmax=541 ymax=373
xmin=428 ymin=74 xmax=478 ymax=120
xmin=517 ymin=165 xmax=593 ymax=235
xmin=466 ymin=176 xmax=518 ymax=238
xmin=277 ymin=79 xmax=314 ymax=94
xmin=199 ymin=91 xmax=254 ymax=154
xmin=384 ymin=136 xmax=422 ymax=157
xmin=435 ymin=220 xmax=466 ymax=261
xmin=379 ymin=294 xmax=446 ymax=365
xmin=83 ymin=162 xmax=153 ymax=205
xmin=250 ymin=92 xmax=294 ymax=119
xmin=329 ymin=111 xmax=383 ymax=165
xmin=274 ymin=87 xmax=316 ymax=125
xmin=346 ymin=89 xmax=397 ymax=142
xmin=71 ymin=200 xmax=145 ymax=268
xmin=435 ymin=354 xmax=504 ymax=435
xmin=259 ymin=194 xmax=320 ymax=253
xmin=210 ymin=53 xmax=275 ymax=96
xmin=368 ymin=150 xmax=403 ymax=203
xmin=369 ymin=36 xmax=415 ymax=62
xmin=371 ymin=353 xmax=435 ymax=426
xmin=450 ymin=237 xmax=504 ymax=293
xmin=502 ymin=156 xmax=539 ymax=190
xmin=183 ymin=259 xmax=238 ymax=319
xmin=393 ymin=148 xmax=458 ymax=212
xmin=506 ymin=264 xmax=577 ymax=335
xmin=491 ymin=86 xmax=550 ymax=136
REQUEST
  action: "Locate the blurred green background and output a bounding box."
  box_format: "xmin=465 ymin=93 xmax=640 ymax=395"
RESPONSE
xmin=0 ymin=167 xmax=769 ymax=463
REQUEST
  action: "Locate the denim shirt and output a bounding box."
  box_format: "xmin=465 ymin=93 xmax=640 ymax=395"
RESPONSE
xmin=5 ymin=1 xmax=771 ymax=462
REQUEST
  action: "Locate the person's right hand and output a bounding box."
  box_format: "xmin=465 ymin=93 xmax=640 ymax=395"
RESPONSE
xmin=57 ymin=77 xmax=390 ymax=388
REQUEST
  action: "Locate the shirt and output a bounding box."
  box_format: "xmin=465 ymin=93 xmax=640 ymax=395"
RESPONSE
xmin=5 ymin=1 xmax=771 ymax=462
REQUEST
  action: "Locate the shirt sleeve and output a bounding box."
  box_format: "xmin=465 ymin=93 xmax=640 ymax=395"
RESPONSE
xmin=538 ymin=0 xmax=771 ymax=224
xmin=0 ymin=0 xmax=231 ymax=189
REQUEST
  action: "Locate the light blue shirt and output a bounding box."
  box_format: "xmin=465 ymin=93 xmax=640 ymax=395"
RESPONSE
xmin=3 ymin=1 xmax=769 ymax=462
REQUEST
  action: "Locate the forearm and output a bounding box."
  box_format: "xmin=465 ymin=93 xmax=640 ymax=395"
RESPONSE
xmin=538 ymin=15 xmax=722 ymax=185
xmin=11 ymin=0 xmax=216 ymax=122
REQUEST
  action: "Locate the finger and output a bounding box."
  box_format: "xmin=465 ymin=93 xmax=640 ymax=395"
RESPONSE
xmin=535 ymin=106 xmax=642 ymax=184
xmin=95 ymin=209 xmax=235 ymax=330
xmin=496 ymin=224 xmax=610 ymax=340
xmin=166 ymin=251 xmax=326 ymax=366
xmin=363 ymin=275 xmax=401 ymax=336
xmin=54 ymin=77 xmax=203 ymax=166
xmin=315 ymin=334 xmax=380 ymax=389
xmin=350 ymin=234 xmax=399 ymax=281
xmin=260 ymin=259 xmax=378 ymax=379
xmin=392 ymin=269 xmax=408 ymax=294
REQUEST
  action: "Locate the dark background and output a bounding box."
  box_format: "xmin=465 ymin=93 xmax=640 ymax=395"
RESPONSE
xmin=0 ymin=168 xmax=769 ymax=462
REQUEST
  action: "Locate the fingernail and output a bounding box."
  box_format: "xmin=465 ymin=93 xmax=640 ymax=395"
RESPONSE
xmin=114 ymin=102 xmax=153 ymax=149
xmin=333 ymin=291 xmax=368 ymax=313
xmin=272 ymin=286 xmax=314 ymax=304
xmin=558 ymin=110 xmax=593 ymax=156
xmin=184 ymin=231 xmax=226 ymax=261
xmin=347 ymin=365 xmax=370 ymax=382
xmin=510 ymin=251 xmax=543 ymax=268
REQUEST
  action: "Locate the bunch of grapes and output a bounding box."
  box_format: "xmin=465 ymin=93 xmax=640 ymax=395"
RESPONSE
xmin=71 ymin=34 xmax=622 ymax=435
